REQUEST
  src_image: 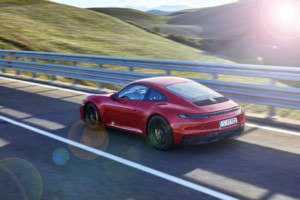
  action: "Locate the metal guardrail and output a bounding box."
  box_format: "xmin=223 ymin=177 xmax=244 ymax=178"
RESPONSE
xmin=0 ymin=50 xmax=299 ymax=117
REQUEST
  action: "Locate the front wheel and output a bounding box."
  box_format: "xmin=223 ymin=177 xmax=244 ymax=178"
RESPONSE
xmin=147 ymin=115 xmax=173 ymax=151
xmin=84 ymin=103 xmax=101 ymax=129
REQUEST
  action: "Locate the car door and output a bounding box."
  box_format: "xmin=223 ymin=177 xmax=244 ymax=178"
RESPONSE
xmin=103 ymin=84 xmax=149 ymax=134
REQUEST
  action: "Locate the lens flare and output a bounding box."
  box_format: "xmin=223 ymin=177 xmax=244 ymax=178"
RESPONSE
xmin=52 ymin=148 xmax=70 ymax=166
xmin=257 ymin=57 xmax=263 ymax=61
xmin=68 ymin=121 xmax=109 ymax=160
xmin=0 ymin=158 xmax=43 ymax=200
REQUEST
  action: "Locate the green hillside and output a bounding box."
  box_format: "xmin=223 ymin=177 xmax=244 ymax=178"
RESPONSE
xmin=88 ymin=8 xmax=168 ymax=26
xmin=0 ymin=0 xmax=230 ymax=62
xmin=88 ymin=7 xmax=207 ymax=41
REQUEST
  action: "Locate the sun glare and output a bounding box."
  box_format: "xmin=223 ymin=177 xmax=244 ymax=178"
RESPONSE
xmin=276 ymin=3 xmax=297 ymax=24
xmin=261 ymin=0 xmax=300 ymax=40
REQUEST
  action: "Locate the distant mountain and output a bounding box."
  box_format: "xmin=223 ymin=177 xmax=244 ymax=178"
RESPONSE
xmin=155 ymin=5 xmax=192 ymax=12
xmin=124 ymin=5 xmax=193 ymax=12
xmin=124 ymin=5 xmax=150 ymax=12
xmin=146 ymin=10 xmax=171 ymax=15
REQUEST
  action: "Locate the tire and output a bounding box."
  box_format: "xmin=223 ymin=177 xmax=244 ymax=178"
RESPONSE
xmin=84 ymin=103 xmax=101 ymax=130
xmin=147 ymin=115 xmax=173 ymax=150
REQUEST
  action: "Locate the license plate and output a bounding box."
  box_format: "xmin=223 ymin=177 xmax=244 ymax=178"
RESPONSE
xmin=220 ymin=117 xmax=238 ymax=127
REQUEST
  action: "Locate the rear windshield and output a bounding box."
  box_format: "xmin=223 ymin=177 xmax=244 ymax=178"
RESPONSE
xmin=166 ymin=81 xmax=229 ymax=106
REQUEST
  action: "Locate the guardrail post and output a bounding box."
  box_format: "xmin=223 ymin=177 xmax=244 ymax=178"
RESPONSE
xmin=31 ymin=58 xmax=36 ymax=79
xmin=165 ymin=70 xmax=170 ymax=75
xmin=268 ymin=79 xmax=276 ymax=118
xmin=72 ymin=61 xmax=77 ymax=86
xmin=1 ymin=55 xmax=5 ymax=73
xmin=50 ymin=60 xmax=56 ymax=82
xmin=211 ymin=73 xmax=218 ymax=80
xmin=98 ymin=64 xmax=103 ymax=89
xmin=15 ymin=57 xmax=20 ymax=76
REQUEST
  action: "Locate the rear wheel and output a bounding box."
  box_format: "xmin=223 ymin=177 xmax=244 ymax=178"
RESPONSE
xmin=84 ymin=103 xmax=101 ymax=130
xmin=147 ymin=115 xmax=173 ymax=150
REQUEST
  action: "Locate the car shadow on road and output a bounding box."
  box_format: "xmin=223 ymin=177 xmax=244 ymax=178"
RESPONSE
xmin=106 ymin=125 xmax=300 ymax=200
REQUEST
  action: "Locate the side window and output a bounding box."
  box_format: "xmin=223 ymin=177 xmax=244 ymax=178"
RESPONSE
xmin=118 ymin=84 xmax=149 ymax=100
xmin=146 ymin=88 xmax=167 ymax=101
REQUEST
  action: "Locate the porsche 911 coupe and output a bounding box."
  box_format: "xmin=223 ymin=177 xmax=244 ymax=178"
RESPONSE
xmin=80 ymin=76 xmax=245 ymax=150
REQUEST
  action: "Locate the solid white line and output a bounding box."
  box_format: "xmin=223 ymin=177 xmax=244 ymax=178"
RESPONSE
xmin=0 ymin=115 xmax=239 ymax=200
xmin=0 ymin=76 xmax=90 ymax=95
xmin=246 ymin=123 xmax=300 ymax=136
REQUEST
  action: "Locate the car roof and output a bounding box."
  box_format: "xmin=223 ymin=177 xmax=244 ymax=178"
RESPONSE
xmin=132 ymin=76 xmax=191 ymax=88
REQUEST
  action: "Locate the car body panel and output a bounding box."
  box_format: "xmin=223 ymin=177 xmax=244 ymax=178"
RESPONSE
xmin=101 ymin=98 xmax=144 ymax=134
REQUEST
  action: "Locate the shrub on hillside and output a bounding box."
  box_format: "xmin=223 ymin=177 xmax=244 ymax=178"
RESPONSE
xmin=153 ymin=27 xmax=162 ymax=33
xmin=167 ymin=35 xmax=203 ymax=48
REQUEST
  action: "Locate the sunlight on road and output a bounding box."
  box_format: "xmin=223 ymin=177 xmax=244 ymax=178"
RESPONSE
xmin=0 ymin=105 xmax=65 ymax=130
xmin=23 ymin=117 xmax=65 ymax=130
xmin=0 ymin=107 xmax=32 ymax=119
xmin=0 ymin=138 xmax=10 ymax=148
xmin=184 ymin=168 xmax=298 ymax=200
xmin=239 ymin=125 xmax=300 ymax=155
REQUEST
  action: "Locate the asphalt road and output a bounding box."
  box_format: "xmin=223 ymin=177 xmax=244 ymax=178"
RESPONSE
xmin=0 ymin=77 xmax=299 ymax=200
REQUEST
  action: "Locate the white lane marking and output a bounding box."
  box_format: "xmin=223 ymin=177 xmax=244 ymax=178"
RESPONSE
xmin=0 ymin=108 xmax=32 ymax=119
xmin=185 ymin=168 xmax=268 ymax=200
xmin=0 ymin=76 xmax=90 ymax=95
xmin=0 ymin=115 xmax=238 ymax=200
xmin=246 ymin=123 xmax=300 ymax=136
xmin=1 ymin=76 xmax=298 ymax=136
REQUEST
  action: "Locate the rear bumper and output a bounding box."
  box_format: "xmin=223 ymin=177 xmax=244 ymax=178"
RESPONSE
xmin=180 ymin=124 xmax=245 ymax=145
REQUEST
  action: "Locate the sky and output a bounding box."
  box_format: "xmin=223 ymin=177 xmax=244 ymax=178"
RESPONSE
xmin=49 ymin=0 xmax=238 ymax=10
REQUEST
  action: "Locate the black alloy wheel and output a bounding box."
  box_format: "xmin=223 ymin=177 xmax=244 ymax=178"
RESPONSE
xmin=147 ymin=115 xmax=173 ymax=150
xmin=84 ymin=103 xmax=101 ymax=129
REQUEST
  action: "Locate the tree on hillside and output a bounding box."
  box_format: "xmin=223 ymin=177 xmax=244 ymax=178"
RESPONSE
xmin=153 ymin=27 xmax=162 ymax=33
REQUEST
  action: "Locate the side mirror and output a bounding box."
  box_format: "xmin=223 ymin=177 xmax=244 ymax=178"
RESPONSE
xmin=110 ymin=93 xmax=117 ymax=101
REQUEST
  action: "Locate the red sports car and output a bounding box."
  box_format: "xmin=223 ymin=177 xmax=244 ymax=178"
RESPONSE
xmin=80 ymin=77 xmax=245 ymax=150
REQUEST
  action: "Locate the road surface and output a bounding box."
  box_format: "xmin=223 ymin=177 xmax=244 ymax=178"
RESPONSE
xmin=0 ymin=77 xmax=299 ymax=200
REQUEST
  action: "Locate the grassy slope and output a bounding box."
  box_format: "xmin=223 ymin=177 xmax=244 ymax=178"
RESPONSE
xmin=0 ymin=1 xmax=231 ymax=62
xmin=88 ymin=8 xmax=168 ymax=26
xmin=91 ymin=4 xmax=250 ymax=40
xmin=88 ymin=8 xmax=205 ymax=40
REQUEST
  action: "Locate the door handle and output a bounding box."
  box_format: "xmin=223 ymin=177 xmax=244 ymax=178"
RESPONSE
xmin=126 ymin=108 xmax=138 ymax=112
xmin=156 ymin=103 xmax=167 ymax=106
